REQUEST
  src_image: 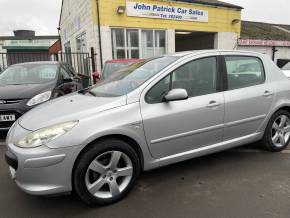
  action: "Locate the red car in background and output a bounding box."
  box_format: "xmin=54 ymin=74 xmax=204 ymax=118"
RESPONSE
xmin=92 ymin=59 xmax=142 ymax=83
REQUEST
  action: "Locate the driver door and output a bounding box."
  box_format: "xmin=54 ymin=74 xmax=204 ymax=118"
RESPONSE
xmin=140 ymin=55 xmax=225 ymax=159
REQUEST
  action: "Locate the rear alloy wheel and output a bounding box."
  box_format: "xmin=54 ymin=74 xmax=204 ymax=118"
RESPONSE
xmin=262 ymin=110 xmax=290 ymax=152
xmin=271 ymin=115 xmax=290 ymax=148
xmin=73 ymin=139 xmax=140 ymax=205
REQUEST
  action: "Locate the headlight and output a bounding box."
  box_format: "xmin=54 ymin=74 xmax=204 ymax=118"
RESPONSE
xmin=15 ymin=121 xmax=78 ymax=148
xmin=27 ymin=91 xmax=52 ymax=106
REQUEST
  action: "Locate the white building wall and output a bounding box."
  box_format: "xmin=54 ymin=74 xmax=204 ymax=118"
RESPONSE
xmin=238 ymin=46 xmax=290 ymax=63
xmin=60 ymin=0 xmax=102 ymax=71
xmin=214 ymin=32 xmax=238 ymax=50
xmin=167 ymin=29 xmax=175 ymax=54
xmin=100 ymin=26 xmax=112 ymax=65
xmin=275 ymin=47 xmax=290 ymax=62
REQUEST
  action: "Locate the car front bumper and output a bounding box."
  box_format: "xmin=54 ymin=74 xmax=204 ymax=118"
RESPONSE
xmin=5 ymin=124 xmax=83 ymax=196
xmin=0 ymin=100 xmax=32 ymax=130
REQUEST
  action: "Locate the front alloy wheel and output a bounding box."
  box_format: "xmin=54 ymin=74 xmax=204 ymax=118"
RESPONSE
xmin=73 ymin=139 xmax=140 ymax=205
xmin=85 ymin=151 xmax=133 ymax=199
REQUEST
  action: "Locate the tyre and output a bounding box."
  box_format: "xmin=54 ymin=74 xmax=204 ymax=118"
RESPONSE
xmin=262 ymin=110 xmax=290 ymax=152
xmin=73 ymin=138 xmax=141 ymax=205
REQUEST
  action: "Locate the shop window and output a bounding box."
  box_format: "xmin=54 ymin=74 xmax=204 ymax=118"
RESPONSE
xmin=64 ymin=41 xmax=71 ymax=53
xmin=142 ymin=30 xmax=154 ymax=58
xmin=75 ymin=32 xmax=88 ymax=74
xmin=112 ymin=28 xmax=166 ymax=59
xmin=155 ymin=30 xmax=166 ymax=56
xmin=76 ymin=32 xmax=87 ymax=53
xmin=112 ymin=29 xmax=138 ymax=59
xmin=112 ymin=29 xmax=126 ymax=59
xmin=127 ymin=29 xmax=139 ymax=59
xmin=64 ymin=41 xmax=72 ymax=65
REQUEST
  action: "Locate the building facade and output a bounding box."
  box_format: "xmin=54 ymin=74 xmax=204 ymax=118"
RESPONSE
xmin=0 ymin=30 xmax=58 ymax=69
xmin=237 ymin=21 xmax=290 ymax=67
xmin=59 ymin=0 xmax=242 ymax=71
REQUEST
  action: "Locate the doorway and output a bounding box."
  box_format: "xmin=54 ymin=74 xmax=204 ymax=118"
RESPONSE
xmin=175 ymin=31 xmax=216 ymax=52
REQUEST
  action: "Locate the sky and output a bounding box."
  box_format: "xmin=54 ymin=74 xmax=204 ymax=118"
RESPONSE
xmin=0 ymin=0 xmax=62 ymax=36
xmin=223 ymin=0 xmax=290 ymax=25
xmin=0 ymin=0 xmax=289 ymax=36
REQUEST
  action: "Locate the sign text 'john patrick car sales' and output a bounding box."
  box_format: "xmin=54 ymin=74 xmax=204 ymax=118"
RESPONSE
xmin=126 ymin=1 xmax=209 ymax=23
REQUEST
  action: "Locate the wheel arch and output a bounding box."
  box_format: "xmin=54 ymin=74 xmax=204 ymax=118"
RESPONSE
xmin=275 ymin=105 xmax=290 ymax=115
xmin=260 ymin=104 xmax=290 ymax=132
xmin=72 ymin=133 xmax=145 ymax=181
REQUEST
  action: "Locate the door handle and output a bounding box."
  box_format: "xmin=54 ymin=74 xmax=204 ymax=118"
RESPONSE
xmin=206 ymin=101 xmax=220 ymax=108
xmin=263 ymin=91 xmax=273 ymax=97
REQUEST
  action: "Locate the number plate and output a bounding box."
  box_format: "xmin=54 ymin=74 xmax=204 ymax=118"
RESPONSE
xmin=0 ymin=114 xmax=16 ymax=122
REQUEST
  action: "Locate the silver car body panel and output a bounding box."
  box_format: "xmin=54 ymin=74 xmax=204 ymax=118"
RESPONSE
xmin=282 ymin=70 xmax=290 ymax=78
xmin=6 ymin=50 xmax=290 ymax=195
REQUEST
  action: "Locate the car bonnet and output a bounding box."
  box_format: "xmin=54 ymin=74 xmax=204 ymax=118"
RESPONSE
xmin=18 ymin=93 xmax=127 ymax=131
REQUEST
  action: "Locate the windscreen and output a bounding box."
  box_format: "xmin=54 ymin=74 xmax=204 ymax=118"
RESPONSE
xmin=0 ymin=64 xmax=58 ymax=85
xmin=102 ymin=62 xmax=134 ymax=79
xmin=90 ymin=56 xmax=178 ymax=97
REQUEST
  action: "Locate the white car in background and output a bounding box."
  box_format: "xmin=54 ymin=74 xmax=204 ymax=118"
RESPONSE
xmin=282 ymin=62 xmax=290 ymax=78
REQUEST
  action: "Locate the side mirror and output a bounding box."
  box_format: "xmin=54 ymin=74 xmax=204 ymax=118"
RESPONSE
xmin=164 ymin=89 xmax=188 ymax=102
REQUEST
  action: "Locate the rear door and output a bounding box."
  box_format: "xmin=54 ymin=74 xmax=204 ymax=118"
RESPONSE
xmin=221 ymin=53 xmax=274 ymax=140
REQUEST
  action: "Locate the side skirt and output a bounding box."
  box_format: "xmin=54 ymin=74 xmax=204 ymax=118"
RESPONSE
xmin=145 ymin=132 xmax=263 ymax=170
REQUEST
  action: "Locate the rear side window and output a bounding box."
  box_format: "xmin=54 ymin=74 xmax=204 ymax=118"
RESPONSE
xmin=225 ymin=56 xmax=265 ymax=90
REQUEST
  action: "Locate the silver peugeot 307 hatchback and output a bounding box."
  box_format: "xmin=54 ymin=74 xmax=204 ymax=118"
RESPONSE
xmin=5 ymin=50 xmax=290 ymax=205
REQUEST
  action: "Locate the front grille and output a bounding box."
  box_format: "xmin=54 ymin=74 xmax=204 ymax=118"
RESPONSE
xmin=0 ymin=111 xmax=22 ymax=129
xmin=0 ymin=99 xmax=22 ymax=105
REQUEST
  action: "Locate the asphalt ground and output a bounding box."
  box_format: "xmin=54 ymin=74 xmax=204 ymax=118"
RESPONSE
xmin=1 ymin=132 xmax=290 ymax=218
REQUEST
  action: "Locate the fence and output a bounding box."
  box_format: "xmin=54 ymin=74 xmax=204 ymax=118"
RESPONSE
xmin=0 ymin=50 xmax=97 ymax=77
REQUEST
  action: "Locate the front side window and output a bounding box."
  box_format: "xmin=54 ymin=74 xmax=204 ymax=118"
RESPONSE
xmin=225 ymin=56 xmax=265 ymax=90
xmin=146 ymin=57 xmax=217 ymax=104
xmin=0 ymin=64 xmax=58 ymax=85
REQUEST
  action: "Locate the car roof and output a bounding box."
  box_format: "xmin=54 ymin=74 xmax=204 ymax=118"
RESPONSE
xmin=170 ymin=49 xmax=265 ymax=58
xmin=105 ymin=59 xmax=142 ymax=63
xmin=169 ymin=49 xmax=263 ymax=57
xmin=11 ymin=61 xmax=60 ymax=66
